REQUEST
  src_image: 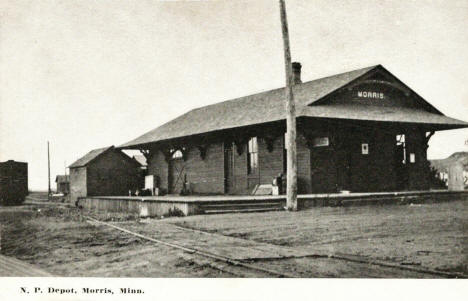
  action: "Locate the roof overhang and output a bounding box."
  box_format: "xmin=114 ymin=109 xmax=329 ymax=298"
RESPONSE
xmin=299 ymin=105 xmax=468 ymax=131
xmin=118 ymin=105 xmax=468 ymax=150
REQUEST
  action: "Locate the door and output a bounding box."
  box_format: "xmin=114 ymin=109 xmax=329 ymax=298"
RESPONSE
xmin=348 ymin=140 xmax=372 ymax=192
xmin=224 ymin=143 xmax=234 ymax=194
xmin=168 ymin=158 xmax=185 ymax=194
xmin=310 ymin=147 xmax=337 ymax=193
xmin=394 ymin=143 xmax=408 ymax=190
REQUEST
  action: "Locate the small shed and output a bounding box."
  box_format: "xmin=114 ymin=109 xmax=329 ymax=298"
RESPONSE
xmin=430 ymin=152 xmax=468 ymax=191
xmin=69 ymin=146 xmax=142 ymax=203
xmin=55 ymin=175 xmax=70 ymax=194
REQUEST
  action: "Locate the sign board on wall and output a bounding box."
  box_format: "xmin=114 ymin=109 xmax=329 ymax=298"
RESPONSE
xmin=312 ymin=137 xmax=329 ymax=147
xmin=145 ymin=175 xmax=154 ymax=190
xmin=362 ymin=143 xmax=369 ymax=155
xmin=357 ymin=91 xmax=385 ymax=99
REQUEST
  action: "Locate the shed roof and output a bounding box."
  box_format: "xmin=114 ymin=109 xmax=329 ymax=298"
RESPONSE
xmin=55 ymin=175 xmax=69 ymax=183
xmin=120 ymin=65 xmax=468 ymax=148
xmin=69 ymin=146 xmax=113 ymax=168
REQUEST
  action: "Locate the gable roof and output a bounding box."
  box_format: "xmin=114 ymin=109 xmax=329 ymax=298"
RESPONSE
xmin=55 ymin=175 xmax=69 ymax=183
xmin=69 ymin=146 xmax=113 ymax=168
xmin=119 ymin=65 xmax=468 ymax=149
xmin=120 ymin=65 xmax=376 ymax=148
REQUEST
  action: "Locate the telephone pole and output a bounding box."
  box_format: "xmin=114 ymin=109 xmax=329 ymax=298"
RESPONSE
xmin=279 ymin=0 xmax=298 ymax=211
xmin=48 ymin=141 xmax=51 ymax=201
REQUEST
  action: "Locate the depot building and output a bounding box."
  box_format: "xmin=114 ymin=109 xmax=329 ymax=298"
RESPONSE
xmin=119 ymin=64 xmax=468 ymax=195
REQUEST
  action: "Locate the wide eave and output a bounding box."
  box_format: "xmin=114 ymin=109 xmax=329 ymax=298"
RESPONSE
xmin=119 ymin=65 xmax=468 ymax=149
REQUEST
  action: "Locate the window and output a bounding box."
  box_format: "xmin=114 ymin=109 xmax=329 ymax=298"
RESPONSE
xmin=396 ymin=134 xmax=406 ymax=164
xmin=247 ymin=137 xmax=258 ymax=174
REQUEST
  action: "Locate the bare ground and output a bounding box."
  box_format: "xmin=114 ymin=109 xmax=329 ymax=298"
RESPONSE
xmin=0 ymin=199 xmax=466 ymax=277
xmin=173 ymin=200 xmax=468 ymax=275
xmin=0 ymin=206 xmax=234 ymax=277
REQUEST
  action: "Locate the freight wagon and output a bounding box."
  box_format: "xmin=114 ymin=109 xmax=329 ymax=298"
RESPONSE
xmin=0 ymin=160 xmax=28 ymax=205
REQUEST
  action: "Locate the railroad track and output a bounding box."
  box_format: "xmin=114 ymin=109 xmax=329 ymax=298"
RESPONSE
xmin=4 ymin=202 xmax=464 ymax=278
xmin=84 ymin=215 xmax=466 ymax=278
xmin=85 ymin=216 xmax=295 ymax=278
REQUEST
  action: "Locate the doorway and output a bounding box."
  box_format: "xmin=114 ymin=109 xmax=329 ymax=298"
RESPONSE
xmin=394 ymin=134 xmax=408 ymax=190
xmin=168 ymin=151 xmax=185 ymax=194
xmin=310 ymin=146 xmax=337 ymax=193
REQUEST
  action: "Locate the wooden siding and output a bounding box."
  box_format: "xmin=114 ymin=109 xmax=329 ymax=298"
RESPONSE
xmin=258 ymin=136 xmax=284 ymax=186
xmin=149 ymin=143 xmax=225 ymax=195
xmin=232 ymin=143 xmax=249 ymax=194
xmin=346 ymin=129 xmax=397 ymax=192
xmin=70 ymin=167 xmax=86 ymax=203
xmin=144 ymin=123 xmax=432 ymax=195
xmin=57 ymin=183 xmax=69 ymax=194
xmin=297 ymin=133 xmax=312 ymax=194
xmin=406 ymin=131 xmax=430 ymax=190
xmin=0 ymin=161 xmax=28 ymax=204
xmin=86 ymin=150 xmax=141 ymax=197
xmin=185 ymin=142 xmax=225 ymax=194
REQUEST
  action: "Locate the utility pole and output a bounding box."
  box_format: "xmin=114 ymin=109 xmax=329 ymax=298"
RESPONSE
xmin=279 ymin=0 xmax=298 ymax=211
xmin=48 ymin=141 xmax=51 ymax=201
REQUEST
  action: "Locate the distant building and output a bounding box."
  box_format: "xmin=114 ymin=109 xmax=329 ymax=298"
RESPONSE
xmin=430 ymin=152 xmax=468 ymax=191
xmin=55 ymin=175 xmax=70 ymax=194
xmin=68 ymin=146 xmax=142 ymax=203
xmin=118 ymin=64 xmax=468 ymax=195
xmin=0 ymin=160 xmax=28 ymax=205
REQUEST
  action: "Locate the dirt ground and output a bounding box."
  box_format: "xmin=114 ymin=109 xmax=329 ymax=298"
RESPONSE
xmin=0 ymin=198 xmax=466 ymax=277
xmin=175 ymin=200 xmax=467 ymax=274
xmin=0 ymin=205 xmax=233 ymax=277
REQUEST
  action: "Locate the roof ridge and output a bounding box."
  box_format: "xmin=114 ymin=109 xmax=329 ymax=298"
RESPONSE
xmin=68 ymin=145 xmax=114 ymax=168
xmin=189 ymin=64 xmax=380 ymax=112
xmin=118 ymin=64 xmax=467 ymax=150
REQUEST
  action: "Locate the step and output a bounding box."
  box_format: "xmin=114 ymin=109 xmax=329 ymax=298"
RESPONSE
xmin=203 ymin=207 xmax=284 ymax=214
xmin=197 ymin=199 xmax=284 ymax=205
xmin=199 ymin=202 xmax=282 ymax=209
xmin=200 ymin=204 xmax=283 ymax=211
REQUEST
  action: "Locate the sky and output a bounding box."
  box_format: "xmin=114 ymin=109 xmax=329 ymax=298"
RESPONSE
xmin=1 ymin=0 xmax=467 ymax=190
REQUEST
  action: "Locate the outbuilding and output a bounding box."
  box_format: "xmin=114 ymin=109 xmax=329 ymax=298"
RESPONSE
xmin=119 ymin=64 xmax=468 ymax=195
xmin=0 ymin=160 xmax=28 ymax=205
xmin=69 ymin=146 xmax=142 ymax=203
xmin=55 ymin=175 xmax=70 ymax=195
xmin=430 ymin=152 xmax=468 ymax=190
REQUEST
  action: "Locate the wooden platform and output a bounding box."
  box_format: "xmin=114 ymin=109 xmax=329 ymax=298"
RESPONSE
xmin=77 ymin=190 xmax=468 ymax=217
xmin=0 ymin=254 xmax=53 ymax=277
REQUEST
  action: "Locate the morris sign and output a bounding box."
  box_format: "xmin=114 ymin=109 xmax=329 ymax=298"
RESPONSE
xmin=357 ymin=91 xmax=385 ymax=99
